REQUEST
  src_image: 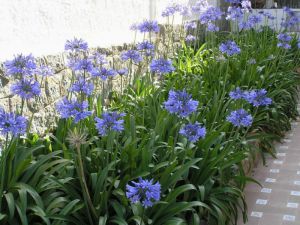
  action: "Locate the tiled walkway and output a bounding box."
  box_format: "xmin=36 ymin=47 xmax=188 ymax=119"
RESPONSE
xmin=239 ymin=113 xmax=300 ymax=225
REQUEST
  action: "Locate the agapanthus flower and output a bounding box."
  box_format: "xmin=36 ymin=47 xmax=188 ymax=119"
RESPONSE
xmin=199 ymin=7 xmax=223 ymax=24
xmin=95 ymin=111 xmax=125 ymax=136
xmin=229 ymin=87 xmax=245 ymax=100
xmin=65 ymin=38 xmax=88 ymax=52
xmin=70 ymin=77 xmax=94 ymax=96
xmin=297 ymin=39 xmax=300 ymax=49
xmin=239 ymin=21 xmax=252 ymax=30
xmin=282 ymin=7 xmax=300 ymax=29
xmin=244 ymin=89 xmax=272 ymax=107
xmin=261 ymin=11 xmax=275 ymax=20
xmin=90 ymin=52 xmax=108 ymax=66
xmin=179 ymin=122 xmax=206 ymax=142
xmin=207 ymin=23 xmax=219 ymax=32
xmin=56 ymin=97 xmax=92 ymax=123
xmin=69 ymin=58 xmax=94 ymax=72
xmin=277 ymin=33 xmax=292 ymax=49
xmin=91 ymin=67 xmax=116 ymax=81
xmin=184 ymin=21 xmax=197 ymax=30
xmin=219 ymin=40 xmax=241 ymax=56
xmin=36 ymin=65 xmax=54 ymax=77
xmin=11 ymin=79 xmax=41 ymax=99
xmin=185 ymin=35 xmax=196 ymax=42
xmin=121 ymin=50 xmax=143 ymax=63
xmin=0 ymin=109 xmax=27 ymax=136
xmin=137 ymin=20 xmax=160 ymax=33
xmin=126 ymin=178 xmax=161 ymax=208
xmin=226 ymin=109 xmax=253 ymax=127
xmin=164 ymin=90 xmax=198 ymax=117
xmin=117 ymin=68 xmax=128 ymax=76
xmin=192 ymin=0 xmax=209 ymax=13
xmin=4 ymin=54 xmax=37 ymax=77
xmin=226 ymin=6 xmax=243 ymax=21
xmin=137 ymin=41 xmax=155 ymax=56
xmin=150 ymin=58 xmax=175 ymax=74
xmin=248 ymin=14 xmax=263 ymax=25
xmin=161 ymin=3 xmax=182 ymax=17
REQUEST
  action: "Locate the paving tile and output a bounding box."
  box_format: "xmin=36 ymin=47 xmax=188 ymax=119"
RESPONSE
xmin=239 ymin=120 xmax=300 ymax=225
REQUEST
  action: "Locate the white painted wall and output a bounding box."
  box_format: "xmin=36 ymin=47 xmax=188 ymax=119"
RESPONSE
xmin=0 ymin=0 xmax=221 ymax=61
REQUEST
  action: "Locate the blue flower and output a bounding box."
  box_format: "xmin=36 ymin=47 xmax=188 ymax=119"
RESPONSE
xmin=164 ymin=90 xmax=198 ymax=117
xmin=244 ymin=89 xmax=272 ymax=107
xmin=185 ymin=35 xmax=196 ymax=42
xmin=248 ymin=14 xmax=263 ymax=25
xmin=277 ymin=33 xmax=292 ymax=49
xmin=199 ymin=7 xmax=223 ymax=24
xmin=207 ymin=23 xmax=219 ymax=32
xmin=297 ymin=39 xmax=300 ymax=49
xmin=0 ymin=109 xmax=27 ymax=136
xmin=117 ymin=68 xmax=128 ymax=76
xmin=137 ymin=20 xmax=160 ymax=33
xmin=184 ymin=21 xmax=197 ymax=30
xmin=69 ymin=58 xmax=94 ymax=72
xmin=226 ymin=6 xmax=243 ymax=21
xmin=179 ymin=122 xmax=206 ymax=142
xmin=91 ymin=52 xmax=108 ymax=66
xmin=121 ymin=50 xmax=143 ymax=63
xmin=226 ymin=109 xmax=253 ymax=127
xmin=239 ymin=21 xmax=252 ymax=30
xmin=11 ymin=79 xmax=41 ymax=99
xmin=36 ymin=65 xmax=54 ymax=77
xmin=219 ymin=40 xmax=241 ymax=56
xmin=150 ymin=58 xmax=175 ymax=74
xmin=4 ymin=54 xmax=37 ymax=77
xmin=126 ymin=178 xmax=161 ymax=208
xmin=241 ymin=0 xmax=252 ymax=11
xmin=281 ymin=7 xmax=300 ymax=29
xmin=70 ymin=77 xmax=94 ymax=96
xmin=137 ymin=41 xmax=155 ymax=56
xmin=65 ymin=38 xmax=88 ymax=52
xmin=95 ymin=111 xmax=125 ymax=136
xmin=91 ymin=67 xmax=117 ymax=81
xmin=229 ymin=87 xmax=245 ymax=100
xmin=161 ymin=3 xmax=182 ymax=17
xmin=56 ymin=97 xmax=92 ymax=123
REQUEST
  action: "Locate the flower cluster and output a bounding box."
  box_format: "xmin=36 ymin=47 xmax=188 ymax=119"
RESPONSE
xmin=95 ymin=111 xmax=125 ymax=136
xmin=70 ymin=77 xmax=94 ymax=96
xmin=219 ymin=40 xmax=241 ymax=56
xmin=191 ymin=0 xmax=209 ymax=13
xmin=282 ymin=7 xmax=300 ymax=29
xmin=164 ymin=90 xmax=198 ymax=117
xmin=11 ymin=79 xmax=41 ymax=99
xmin=226 ymin=6 xmax=243 ymax=21
xmin=244 ymin=89 xmax=272 ymax=107
xmin=185 ymin=35 xmax=196 ymax=42
xmin=56 ymin=97 xmax=92 ymax=123
xmin=4 ymin=54 xmax=37 ymax=77
xmin=117 ymin=68 xmax=128 ymax=76
xmin=0 ymin=109 xmax=27 ymax=136
xmin=137 ymin=41 xmax=155 ymax=57
xmin=179 ymin=122 xmax=206 ymax=143
xmin=126 ymin=178 xmax=161 ymax=208
xmin=91 ymin=67 xmax=116 ymax=80
xmin=199 ymin=7 xmax=223 ymax=25
xmin=121 ymin=50 xmax=143 ymax=64
xmin=65 ymin=38 xmax=88 ymax=52
xmin=277 ymin=33 xmax=292 ymax=49
xmin=184 ymin=21 xmax=197 ymax=30
xmin=69 ymin=58 xmax=94 ymax=73
xmin=36 ymin=65 xmax=54 ymax=77
xmin=161 ymin=3 xmax=189 ymax=17
xmin=150 ymin=58 xmax=175 ymax=74
xmin=136 ymin=20 xmax=160 ymax=33
xmin=229 ymin=87 xmax=245 ymax=100
xmin=226 ymin=109 xmax=253 ymax=127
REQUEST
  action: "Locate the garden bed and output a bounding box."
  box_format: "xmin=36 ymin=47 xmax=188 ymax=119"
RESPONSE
xmin=0 ymin=1 xmax=300 ymax=225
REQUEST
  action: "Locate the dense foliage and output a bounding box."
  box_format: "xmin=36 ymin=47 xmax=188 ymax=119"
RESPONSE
xmin=0 ymin=1 xmax=300 ymax=225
